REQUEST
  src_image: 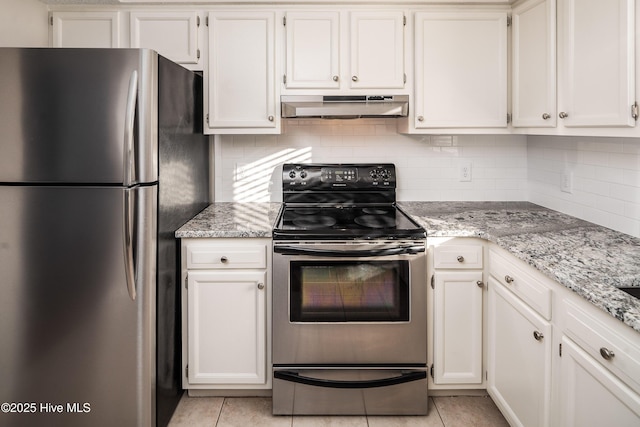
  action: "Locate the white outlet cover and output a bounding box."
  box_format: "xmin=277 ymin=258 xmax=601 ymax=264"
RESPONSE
xmin=459 ymin=162 xmax=472 ymax=182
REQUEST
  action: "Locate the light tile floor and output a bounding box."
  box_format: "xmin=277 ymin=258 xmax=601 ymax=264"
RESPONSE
xmin=168 ymin=395 xmax=510 ymax=427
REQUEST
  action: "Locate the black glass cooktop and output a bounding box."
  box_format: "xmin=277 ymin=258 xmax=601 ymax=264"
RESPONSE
xmin=273 ymin=205 xmax=426 ymax=240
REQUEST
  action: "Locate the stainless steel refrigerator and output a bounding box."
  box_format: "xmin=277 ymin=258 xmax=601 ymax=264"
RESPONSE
xmin=0 ymin=48 xmax=210 ymax=427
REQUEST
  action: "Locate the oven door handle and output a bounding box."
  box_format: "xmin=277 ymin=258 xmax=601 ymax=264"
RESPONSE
xmin=274 ymin=370 xmax=426 ymax=389
xmin=273 ymin=245 xmax=425 ymax=257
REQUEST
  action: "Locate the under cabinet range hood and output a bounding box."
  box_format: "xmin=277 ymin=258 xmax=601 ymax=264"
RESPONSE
xmin=281 ymin=95 xmax=409 ymax=119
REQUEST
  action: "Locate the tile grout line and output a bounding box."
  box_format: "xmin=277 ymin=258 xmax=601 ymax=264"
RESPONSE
xmin=214 ymin=397 xmax=226 ymax=427
xmin=431 ymin=397 xmax=447 ymax=427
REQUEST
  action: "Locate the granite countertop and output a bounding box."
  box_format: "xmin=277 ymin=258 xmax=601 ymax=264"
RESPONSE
xmin=175 ymin=202 xmax=282 ymax=238
xmin=399 ymin=201 xmax=640 ymax=333
xmin=177 ymin=200 xmax=640 ymax=333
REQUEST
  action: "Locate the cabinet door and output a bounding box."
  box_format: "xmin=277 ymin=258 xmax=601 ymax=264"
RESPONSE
xmin=560 ymin=337 xmax=640 ymax=426
xmin=350 ymin=11 xmax=405 ymax=89
xmin=488 ymin=280 xmax=552 ymax=427
xmin=285 ymin=11 xmax=340 ymax=89
xmin=187 ymin=270 xmax=267 ymax=385
xmin=130 ymin=11 xmax=202 ymax=69
xmin=434 ymin=271 xmax=483 ymax=384
xmin=207 ymin=11 xmax=277 ymax=132
xmin=512 ymin=0 xmax=556 ymax=127
xmin=558 ymin=0 xmax=635 ymax=127
xmin=414 ymin=12 xmax=507 ymax=128
xmin=50 ymin=11 xmax=120 ymax=48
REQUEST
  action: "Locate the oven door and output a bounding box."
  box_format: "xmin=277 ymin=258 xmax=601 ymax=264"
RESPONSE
xmin=273 ymin=241 xmax=427 ymax=365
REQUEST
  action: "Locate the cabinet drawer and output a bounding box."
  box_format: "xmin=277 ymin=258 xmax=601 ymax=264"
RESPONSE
xmin=434 ymin=245 xmax=483 ymax=269
xmin=186 ymin=244 xmax=267 ymax=269
xmin=563 ymin=298 xmax=640 ymax=394
xmin=489 ymin=249 xmax=551 ymax=320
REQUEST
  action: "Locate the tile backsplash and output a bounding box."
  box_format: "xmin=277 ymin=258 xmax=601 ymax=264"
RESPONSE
xmin=213 ymin=119 xmax=640 ymax=238
xmin=528 ymin=136 xmax=640 ymax=238
xmin=214 ymin=118 xmax=528 ymax=203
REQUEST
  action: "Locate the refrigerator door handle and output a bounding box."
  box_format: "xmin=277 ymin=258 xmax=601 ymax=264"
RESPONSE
xmin=123 ymin=188 xmax=137 ymax=301
xmin=123 ymin=70 xmax=138 ymax=187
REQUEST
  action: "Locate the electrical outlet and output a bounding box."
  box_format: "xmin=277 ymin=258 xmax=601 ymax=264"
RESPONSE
xmin=561 ymin=170 xmax=573 ymax=193
xmin=459 ymin=162 xmax=472 ymax=182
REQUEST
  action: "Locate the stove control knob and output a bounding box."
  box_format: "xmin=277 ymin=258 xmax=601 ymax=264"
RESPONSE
xmin=300 ymin=170 xmax=308 ymax=179
xmin=369 ymin=170 xmax=379 ymax=180
xmin=381 ymin=169 xmax=390 ymax=180
xmin=288 ymin=170 xmax=296 ymax=179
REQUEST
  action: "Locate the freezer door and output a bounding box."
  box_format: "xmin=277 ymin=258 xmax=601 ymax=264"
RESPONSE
xmin=0 ymin=48 xmax=158 ymax=185
xmin=0 ymin=185 xmax=157 ymax=427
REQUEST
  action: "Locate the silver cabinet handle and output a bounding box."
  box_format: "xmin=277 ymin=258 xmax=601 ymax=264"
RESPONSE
xmin=504 ymin=275 xmax=514 ymax=284
xmin=268 ymin=115 xmax=274 ymax=122
xmin=257 ymin=282 xmax=265 ymax=290
xmin=352 ymin=76 xmax=358 ymax=82
xmin=559 ymin=112 xmax=569 ymax=119
xmin=332 ymin=75 xmax=339 ymax=82
xmin=417 ymin=116 xmax=424 ymax=122
xmin=542 ymin=113 xmax=551 ymax=120
xmin=600 ymin=347 xmax=615 ymax=360
xmin=477 ymin=281 xmax=484 ymax=288
xmin=533 ymin=331 xmax=544 ymax=341
xmin=220 ymin=256 xmax=228 ymax=264
xmin=457 ymin=255 xmax=464 ymax=263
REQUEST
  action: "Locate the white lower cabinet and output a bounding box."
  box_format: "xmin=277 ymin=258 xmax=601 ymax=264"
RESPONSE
xmin=557 ymin=295 xmax=640 ymax=426
xmin=487 ymin=279 xmax=552 ymax=427
xmin=430 ymin=240 xmax=485 ymax=388
xmin=181 ymin=238 xmax=271 ymax=391
xmin=187 ymin=270 xmax=266 ymax=385
xmin=433 ymin=271 xmax=484 ymax=385
xmin=559 ymin=337 xmax=640 ymax=426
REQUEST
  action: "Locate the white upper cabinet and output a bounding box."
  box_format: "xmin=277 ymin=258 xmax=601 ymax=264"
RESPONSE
xmin=512 ymin=0 xmax=557 ymax=128
xmin=50 ymin=11 xmax=121 ymax=48
xmin=284 ymin=11 xmax=340 ymax=89
xmin=130 ymin=11 xmax=203 ymax=70
xmin=414 ymin=11 xmax=508 ymax=129
xmin=349 ymin=11 xmax=405 ymax=89
xmin=283 ymin=10 xmax=406 ymax=92
xmin=558 ymin=0 xmax=636 ymax=128
xmin=206 ymin=11 xmax=278 ymax=134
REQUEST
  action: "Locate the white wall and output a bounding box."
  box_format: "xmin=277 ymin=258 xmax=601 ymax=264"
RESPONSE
xmin=0 ymin=0 xmax=49 ymax=47
xmin=528 ymin=136 xmax=640 ymax=238
xmin=214 ymin=118 xmax=528 ymax=203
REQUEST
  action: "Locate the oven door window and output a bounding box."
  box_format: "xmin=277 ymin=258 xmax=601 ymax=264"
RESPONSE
xmin=290 ymin=261 xmax=409 ymax=322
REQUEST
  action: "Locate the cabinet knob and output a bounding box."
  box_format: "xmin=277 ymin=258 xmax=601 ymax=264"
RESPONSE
xmin=352 ymin=76 xmax=358 ymax=82
xmin=477 ymin=281 xmax=484 ymax=288
xmin=559 ymin=112 xmax=569 ymax=119
xmin=457 ymin=255 xmax=465 ymax=263
xmin=257 ymin=282 xmax=265 ymax=290
xmin=542 ymin=113 xmax=551 ymax=120
xmin=533 ymin=331 xmax=544 ymax=341
xmin=504 ymin=275 xmax=514 ymax=284
xmin=600 ymin=347 xmax=615 ymax=360
xmin=220 ymin=256 xmax=228 ymax=264
xmin=332 ymin=75 xmax=339 ymax=82
xmin=417 ymin=116 xmax=424 ymax=122
xmin=268 ymin=115 xmax=274 ymax=122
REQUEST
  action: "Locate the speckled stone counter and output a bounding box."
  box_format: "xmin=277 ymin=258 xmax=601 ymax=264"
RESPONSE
xmin=399 ymin=201 xmax=640 ymax=333
xmin=175 ymin=202 xmax=281 ymax=238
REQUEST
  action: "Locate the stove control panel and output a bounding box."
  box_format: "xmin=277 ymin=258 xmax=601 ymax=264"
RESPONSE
xmin=283 ymin=163 xmax=396 ymax=190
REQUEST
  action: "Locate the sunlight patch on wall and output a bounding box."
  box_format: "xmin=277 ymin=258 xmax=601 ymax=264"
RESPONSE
xmin=233 ymin=147 xmax=312 ymax=201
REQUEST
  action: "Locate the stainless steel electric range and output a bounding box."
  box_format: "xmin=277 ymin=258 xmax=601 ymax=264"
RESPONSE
xmin=272 ymin=163 xmax=428 ymax=415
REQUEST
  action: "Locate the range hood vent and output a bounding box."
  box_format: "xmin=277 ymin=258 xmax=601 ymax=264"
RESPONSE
xmin=281 ymin=95 xmax=409 ymax=119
